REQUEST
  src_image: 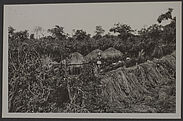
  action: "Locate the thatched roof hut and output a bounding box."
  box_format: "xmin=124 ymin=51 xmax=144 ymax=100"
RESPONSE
xmin=67 ymin=52 xmax=86 ymax=75
xmin=85 ymin=49 xmax=103 ymax=62
xmin=101 ymin=47 xmax=123 ymax=59
xmin=67 ymin=52 xmax=85 ymax=67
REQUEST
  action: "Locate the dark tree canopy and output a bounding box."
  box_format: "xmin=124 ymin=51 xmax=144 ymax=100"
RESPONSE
xmin=72 ymin=29 xmax=91 ymax=41
xmin=157 ymin=8 xmax=173 ymax=23
xmin=48 ymin=25 xmax=67 ymax=40
xmin=109 ymin=23 xmax=134 ymax=39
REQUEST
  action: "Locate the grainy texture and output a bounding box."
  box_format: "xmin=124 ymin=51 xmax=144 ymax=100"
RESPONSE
xmin=100 ymin=52 xmax=176 ymax=113
xmin=7 ymin=7 xmax=176 ymax=113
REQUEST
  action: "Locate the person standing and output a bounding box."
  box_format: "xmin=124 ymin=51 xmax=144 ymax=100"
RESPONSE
xmin=94 ymin=52 xmax=102 ymax=76
xmin=96 ymin=52 xmax=102 ymax=69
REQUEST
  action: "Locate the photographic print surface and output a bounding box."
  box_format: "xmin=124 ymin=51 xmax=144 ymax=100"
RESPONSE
xmin=3 ymin=1 xmax=182 ymax=118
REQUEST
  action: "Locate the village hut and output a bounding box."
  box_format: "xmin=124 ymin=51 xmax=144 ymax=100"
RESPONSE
xmin=85 ymin=49 xmax=103 ymax=63
xmin=101 ymin=47 xmax=123 ymax=59
xmin=67 ymin=52 xmax=86 ymax=75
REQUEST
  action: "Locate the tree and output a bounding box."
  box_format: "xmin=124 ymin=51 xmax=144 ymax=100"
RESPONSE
xmin=161 ymin=17 xmax=176 ymax=44
xmin=16 ymin=30 xmax=29 ymax=41
xmin=30 ymin=34 xmax=35 ymax=40
xmin=8 ymin=26 xmax=15 ymax=35
xmin=72 ymin=29 xmax=90 ymax=41
xmin=48 ymin=25 xmax=67 ymax=40
xmin=93 ymin=26 xmax=105 ymax=39
xmin=8 ymin=26 xmax=16 ymax=40
xmin=109 ymin=23 xmax=134 ymax=39
xmin=138 ymin=24 xmax=164 ymax=59
xmin=157 ymin=8 xmax=173 ymax=23
xmin=157 ymin=8 xmax=176 ymax=45
xmin=8 ymin=29 xmax=29 ymax=42
xmin=140 ymin=24 xmax=163 ymax=41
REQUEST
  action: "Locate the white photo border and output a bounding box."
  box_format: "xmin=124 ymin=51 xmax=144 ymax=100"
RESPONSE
xmin=2 ymin=1 xmax=182 ymax=119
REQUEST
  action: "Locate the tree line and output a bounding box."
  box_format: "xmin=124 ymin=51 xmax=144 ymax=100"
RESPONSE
xmin=8 ymin=8 xmax=176 ymax=65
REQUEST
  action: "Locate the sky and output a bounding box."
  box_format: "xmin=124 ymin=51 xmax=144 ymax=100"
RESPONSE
xmin=4 ymin=2 xmax=181 ymax=36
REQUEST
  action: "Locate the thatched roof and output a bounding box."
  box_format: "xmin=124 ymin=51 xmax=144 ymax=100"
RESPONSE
xmin=85 ymin=49 xmax=103 ymax=62
xmin=67 ymin=52 xmax=85 ymax=65
xmin=101 ymin=47 xmax=123 ymax=59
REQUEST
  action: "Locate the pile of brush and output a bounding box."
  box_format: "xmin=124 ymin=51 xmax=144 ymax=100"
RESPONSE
xmin=100 ymin=52 xmax=176 ymax=113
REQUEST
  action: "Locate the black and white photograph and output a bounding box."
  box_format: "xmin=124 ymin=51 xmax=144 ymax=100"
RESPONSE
xmin=2 ymin=1 xmax=182 ymax=119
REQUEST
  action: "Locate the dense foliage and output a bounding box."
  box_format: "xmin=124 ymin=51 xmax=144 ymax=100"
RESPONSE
xmin=8 ymin=8 xmax=176 ymax=112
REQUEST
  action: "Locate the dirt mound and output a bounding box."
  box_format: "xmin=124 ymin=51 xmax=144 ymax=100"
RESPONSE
xmin=100 ymin=52 xmax=176 ymax=113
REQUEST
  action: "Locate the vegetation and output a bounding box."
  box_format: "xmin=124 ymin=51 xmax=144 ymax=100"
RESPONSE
xmin=8 ymin=8 xmax=176 ymax=112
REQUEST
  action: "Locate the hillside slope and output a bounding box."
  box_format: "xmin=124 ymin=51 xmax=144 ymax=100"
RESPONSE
xmin=100 ymin=52 xmax=176 ymax=113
